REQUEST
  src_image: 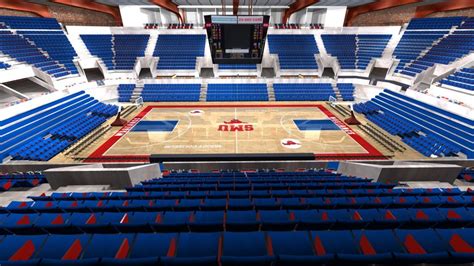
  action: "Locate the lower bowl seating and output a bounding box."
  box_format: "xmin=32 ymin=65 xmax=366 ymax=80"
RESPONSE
xmin=0 ymin=170 xmax=474 ymax=264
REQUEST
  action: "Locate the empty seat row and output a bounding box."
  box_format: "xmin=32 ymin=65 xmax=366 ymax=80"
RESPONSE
xmin=33 ymin=187 xmax=466 ymax=201
xmin=0 ymin=172 xmax=45 ymax=192
xmin=207 ymin=83 xmax=268 ymax=102
xmin=141 ymin=84 xmax=201 ymax=102
xmin=273 ymin=83 xmax=336 ymax=101
xmin=218 ymin=64 xmax=257 ymax=70
xmin=406 ymin=16 xmax=466 ymax=29
xmin=8 ymin=195 xmax=474 ymax=213
xmin=129 ymin=181 xmax=394 ymax=191
xmin=0 ymin=16 xmax=62 ymax=29
xmin=439 ymin=67 xmax=474 ymax=91
xmin=457 ymin=168 xmax=474 ymax=183
xmin=2 ymin=207 xmax=474 ymax=234
xmin=0 ymin=228 xmax=473 ymax=265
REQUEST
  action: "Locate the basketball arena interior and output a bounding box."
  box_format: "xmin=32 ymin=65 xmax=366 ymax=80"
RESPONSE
xmin=0 ymin=0 xmax=473 ymax=264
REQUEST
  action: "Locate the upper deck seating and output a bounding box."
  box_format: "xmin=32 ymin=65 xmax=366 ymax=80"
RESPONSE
xmin=406 ymin=17 xmax=465 ymax=30
xmin=0 ymin=16 xmax=61 ymax=30
xmin=153 ymin=34 xmax=206 ymax=70
xmin=459 ymin=17 xmax=474 ymax=29
xmin=322 ymin=34 xmax=391 ymax=70
xmin=20 ymin=31 xmax=79 ymax=76
xmin=0 ymin=17 xmax=78 ymax=78
xmin=393 ymin=31 xmax=447 ymax=77
xmin=81 ymin=34 xmax=149 ymax=71
xmin=396 ymin=31 xmax=474 ymax=77
xmin=268 ymin=34 xmax=319 ymax=70
xmin=0 ymin=31 xmax=77 ymax=78
xmin=394 ymin=17 xmax=473 ymax=77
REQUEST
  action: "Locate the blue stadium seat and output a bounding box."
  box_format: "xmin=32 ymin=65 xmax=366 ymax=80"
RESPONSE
xmin=126 ymin=233 xmax=175 ymax=265
xmin=269 ymin=231 xmax=331 ymax=265
xmin=259 ymin=210 xmax=296 ymax=230
xmin=163 ymin=232 xmax=220 ymax=266
xmin=0 ymin=235 xmax=47 ymax=264
xmin=436 ymin=228 xmax=474 ymax=263
xmin=226 ymin=210 xmax=259 ymax=231
xmin=81 ymin=233 xmax=134 ymax=262
xmin=189 ymin=211 xmax=225 ymax=231
xmin=394 ymin=229 xmax=450 ymax=263
xmin=221 ymin=232 xmax=275 ymax=266
xmin=36 ymin=234 xmax=92 ymax=265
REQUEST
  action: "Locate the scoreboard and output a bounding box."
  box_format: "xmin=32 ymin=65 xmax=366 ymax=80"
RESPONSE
xmin=204 ymin=15 xmax=270 ymax=64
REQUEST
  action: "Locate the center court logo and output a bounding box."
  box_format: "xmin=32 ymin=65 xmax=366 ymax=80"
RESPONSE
xmin=218 ymin=119 xmax=254 ymax=132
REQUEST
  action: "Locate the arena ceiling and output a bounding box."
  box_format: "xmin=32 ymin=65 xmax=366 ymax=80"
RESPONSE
xmin=92 ymin=0 xmax=385 ymax=6
xmin=8 ymin=0 xmax=472 ymax=26
xmin=91 ymin=0 xmax=446 ymax=7
xmin=25 ymin=0 xmax=450 ymax=8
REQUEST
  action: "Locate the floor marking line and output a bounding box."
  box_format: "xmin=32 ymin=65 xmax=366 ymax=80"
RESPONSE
xmin=235 ymin=108 xmax=238 ymax=154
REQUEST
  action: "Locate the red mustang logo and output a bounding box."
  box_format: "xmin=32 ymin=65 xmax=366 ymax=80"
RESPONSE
xmin=224 ymin=119 xmax=246 ymax=124
xmin=218 ymin=119 xmax=253 ymax=132
xmin=281 ymin=138 xmax=301 ymax=149
xmin=189 ymin=110 xmax=204 ymax=116
xmin=282 ymin=140 xmax=299 ymax=146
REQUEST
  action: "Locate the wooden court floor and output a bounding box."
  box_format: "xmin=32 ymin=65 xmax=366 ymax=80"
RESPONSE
xmin=84 ymin=103 xmax=389 ymax=162
xmin=51 ymin=102 xmax=424 ymax=163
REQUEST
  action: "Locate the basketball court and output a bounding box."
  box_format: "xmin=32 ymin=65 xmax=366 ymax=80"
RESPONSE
xmin=87 ymin=103 xmax=384 ymax=162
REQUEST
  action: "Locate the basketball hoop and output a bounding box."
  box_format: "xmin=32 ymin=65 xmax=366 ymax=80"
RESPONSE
xmin=134 ymin=96 xmax=144 ymax=106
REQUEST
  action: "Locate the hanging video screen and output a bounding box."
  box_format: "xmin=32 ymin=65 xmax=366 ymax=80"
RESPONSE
xmin=204 ymin=15 xmax=270 ymax=64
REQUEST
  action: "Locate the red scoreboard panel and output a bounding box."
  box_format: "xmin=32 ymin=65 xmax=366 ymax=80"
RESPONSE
xmin=204 ymin=15 xmax=270 ymax=64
